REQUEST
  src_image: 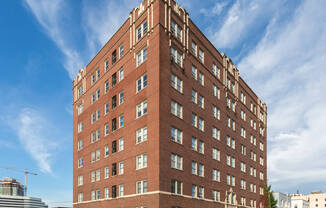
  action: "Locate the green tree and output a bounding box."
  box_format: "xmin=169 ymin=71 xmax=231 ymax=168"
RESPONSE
xmin=264 ymin=184 xmax=278 ymax=208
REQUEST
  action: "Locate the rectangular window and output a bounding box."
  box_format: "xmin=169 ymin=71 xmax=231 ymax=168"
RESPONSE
xmin=119 ymin=68 xmax=124 ymax=82
xmin=212 ymin=105 xmax=220 ymax=120
xmin=112 ymin=50 xmax=117 ymax=64
xmin=112 ymin=163 xmax=117 ymax=176
xmin=171 ymin=127 xmax=182 ymax=144
xmin=119 ymin=115 xmax=124 ymax=128
xmin=77 ymin=140 xmax=83 ymax=151
xmin=198 ymin=94 xmax=204 ymax=108
xmin=192 ymin=113 xmax=197 ymax=128
xmin=96 ymin=129 xmax=100 ymax=141
xmin=212 ymin=148 xmax=220 ymax=161
xmin=136 ymin=154 xmax=148 ymax=170
xmin=112 ymin=185 xmax=117 ymax=198
xmin=212 ymin=64 xmax=220 ymax=79
xmin=198 ymin=186 xmax=204 ymax=199
xmin=137 ymin=100 xmax=148 ymax=118
xmin=192 ymin=65 xmax=197 ymax=80
xmin=198 ymin=71 xmax=204 ymax=86
xmin=112 ymin=141 xmax=117 ymax=153
xmin=78 ymin=193 xmax=83 ymax=202
xmin=119 ymin=45 xmax=124 ymax=58
xmin=119 ymin=138 xmax=124 ymax=151
xmin=171 ymin=20 xmax=182 ymax=41
xmin=112 ymin=118 xmax=117 ymax=131
xmin=192 ymin=185 xmax=197 ymax=197
xmin=77 ymin=104 xmax=83 ymax=115
xmin=112 ymin=95 xmax=117 ymax=109
xmin=171 ymin=74 xmax=183 ymax=93
xmin=104 ymin=123 xmax=109 ymax=136
xmin=91 ymin=171 xmax=95 ymax=182
xmin=119 ymin=184 xmax=124 ymax=197
xmin=104 ymin=103 xmax=109 ymax=115
xmin=171 ymin=47 xmax=183 ymax=67
xmin=198 ymin=140 xmax=204 ymax=154
xmin=119 ymin=162 xmax=124 ymax=175
xmin=136 ymin=126 xmax=148 ymax=144
xmin=213 ymin=84 xmax=220 ymax=99
xmin=192 ymin=137 xmax=197 ymax=151
xmin=137 ymin=21 xmax=147 ymax=41
xmin=192 ymin=89 xmax=197 ymax=103
xmin=78 ymin=86 xmax=83 ymax=98
xmin=119 ymin=91 xmax=124 ymax=105
xmin=136 ymin=180 xmax=148 ymax=194
xmin=91 ymin=190 xmax=95 ymax=200
xmin=78 ymin=175 xmax=83 ymax=186
xmin=192 ymin=41 xmax=197 ymax=55
xmin=199 ymin=49 xmax=204 ymax=63
xmin=198 ymin=164 xmax=204 ymax=177
xmin=137 ymin=73 xmax=148 ymax=92
xmin=91 ymin=112 xmax=95 ymax=124
xmin=171 ymin=179 xmax=182 ymax=195
xmin=192 ymin=161 xmax=197 ymax=175
xmin=96 ymin=109 xmax=100 ymax=120
xmin=212 ymin=127 xmax=220 ymax=140
xmin=112 ymin=72 xmax=117 ymax=87
xmin=77 ymin=122 xmax=83 ymax=133
xmin=171 ymin=154 xmax=183 ymax=170
xmin=104 ymin=187 xmax=109 ymax=199
xmin=104 ymin=166 xmax=109 ymax=179
xmin=212 ymin=190 xmax=220 ymax=201
xmin=91 ymin=74 xmax=95 ymax=85
xmin=171 ymin=101 xmax=183 ymax=119
xmin=104 ymin=145 xmax=109 ymax=157
xmin=96 ymin=169 xmax=100 ymax=181
xmin=137 ymin=48 xmax=148 ymax=66
xmin=96 ymin=149 xmax=100 ymax=161
xmin=96 ymin=89 xmax=100 ymax=101
xmin=198 ymin=117 xmax=204 ymax=131
xmin=212 ymin=169 xmax=220 ymax=181
xmin=105 ymin=80 xmax=109 ymax=93
xmin=104 ymin=59 xmax=109 ymax=71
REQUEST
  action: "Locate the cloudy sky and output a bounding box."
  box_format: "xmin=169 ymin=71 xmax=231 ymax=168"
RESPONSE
xmin=0 ymin=0 xmax=325 ymax=206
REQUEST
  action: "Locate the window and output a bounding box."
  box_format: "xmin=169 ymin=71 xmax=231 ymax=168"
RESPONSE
xmin=171 ymin=74 xmax=183 ymax=93
xmin=104 ymin=145 xmax=109 ymax=157
xmin=77 ymin=86 xmax=83 ymax=98
xmin=119 ymin=115 xmax=124 ymax=128
xmin=260 ymin=172 xmax=264 ymax=180
xmin=240 ymin=92 xmax=246 ymax=104
xmin=104 ymin=167 xmax=109 ymax=179
xmin=198 ymin=117 xmax=204 ymax=131
xmin=137 ymin=73 xmax=148 ymax=92
xmin=112 ymin=141 xmax=117 ymax=153
xmin=112 ymin=50 xmax=117 ymax=64
xmin=198 ymin=94 xmax=204 ymax=108
xmin=91 ymin=171 xmax=95 ymax=182
xmin=198 ymin=186 xmax=204 ymax=198
xmin=91 ymin=112 xmax=95 ymax=124
xmin=198 ymin=71 xmax=204 ymax=86
xmin=192 ymin=89 xmax=197 ymax=103
xmin=91 ymin=190 xmax=95 ymax=200
xmin=118 ymin=69 xmax=124 ymax=83
xmin=96 ymin=89 xmax=100 ymax=100
xmin=212 ymin=169 xmax=220 ymax=182
xmin=137 ymin=21 xmax=147 ymax=41
xmin=78 ymin=175 xmax=83 ymax=186
xmin=78 ymin=193 xmax=83 ymax=202
xmin=119 ymin=138 xmax=124 ymax=151
xmin=112 ymin=163 xmax=117 ymax=176
xmin=171 ymin=179 xmax=182 ymax=195
xmin=192 ymin=41 xmax=197 ymax=55
xmin=241 ymin=179 xmax=246 ymax=190
xmin=241 ymin=162 xmax=246 ymax=172
xmin=192 ymin=161 xmax=197 ymax=175
xmin=96 ymin=169 xmax=100 ymax=181
xmin=212 ymin=127 xmax=220 ymax=140
xmin=77 ymin=122 xmax=83 ymax=133
xmin=192 ymin=113 xmax=197 ymax=127
xmin=137 ymin=100 xmax=148 ymax=118
xmin=212 ymin=148 xmax=220 ymax=161
xmin=136 ymin=126 xmax=148 ymax=143
xmin=212 ymin=190 xmax=220 ymax=201
xmin=260 ymin=142 xmax=264 ymax=151
xmin=199 ymin=49 xmax=204 ymax=63
xmin=192 ymin=185 xmax=197 ymax=197
xmin=112 ymin=185 xmax=117 ymax=198
xmin=112 ymin=73 xmax=117 ymax=87
xmin=91 ymin=74 xmax=95 ymax=85
xmin=136 ymin=154 xmax=148 ymax=169
xmin=213 ymin=84 xmax=220 ymax=99
xmin=104 ymin=103 xmax=109 ymax=115
xmin=91 ymin=152 xmax=95 ymax=163
xmin=96 ymin=149 xmax=100 ymax=161
xmin=96 ymin=109 xmax=100 ymax=120
xmin=260 ymin=157 xmax=264 ymax=166
xmin=212 ymin=64 xmax=220 ymax=78
xmin=96 ymin=129 xmax=100 ymax=141
xmin=198 ymin=164 xmax=204 ymax=177
xmin=212 ymin=105 xmax=220 ymax=120
xmin=241 ymin=110 xmax=246 ymax=121
xmin=91 ymin=93 xmax=95 ymax=104
xmin=78 ymin=157 xmax=83 ymax=168
xmin=104 ymin=187 xmax=109 ymax=199
xmin=171 ymin=101 xmax=183 ymax=119
xmin=192 ymin=137 xmax=197 ymax=151
xmin=198 ymin=140 xmax=204 ymax=154
xmin=104 ymin=59 xmax=109 ymax=71
xmin=171 ymin=20 xmax=182 ymax=41
xmin=104 ymin=123 xmax=109 ymax=136
xmin=91 ymin=131 xmax=95 ymax=143
xmin=136 ymin=180 xmax=148 ymax=194
xmin=171 ymin=154 xmax=183 ymax=170
xmin=241 ymin=127 xmax=246 ymax=138
xmin=171 ymin=127 xmax=182 ymax=144
xmin=77 ymin=104 xmax=83 ymax=115
xmin=171 ymin=47 xmax=182 ymax=66
xmin=192 ymin=65 xmax=197 ymax=80
xmin=119 ymin=162 xmax=124 ymax=175
xmin=77 ymin=140 xmax=83 ymax=151
xmin=112 ymin=95 xmax=117 ymax=109
xmin=241 ymin=144 xmax=247 ymax=155
xmin=119 ymin=184 xmax=124 ymax=197
xmin=119 ymin=45 xmax=124 ymax=58
xmin=137 ymin=48 xmax=148 ymax=66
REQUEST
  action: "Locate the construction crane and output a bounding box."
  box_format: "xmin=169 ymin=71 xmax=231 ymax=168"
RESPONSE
xmin=0 ymin=166 xmax=37 ymax=196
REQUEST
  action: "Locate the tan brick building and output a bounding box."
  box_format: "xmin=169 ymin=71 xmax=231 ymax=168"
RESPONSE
xmin=72 ymin=0 xmax=267 ymax=207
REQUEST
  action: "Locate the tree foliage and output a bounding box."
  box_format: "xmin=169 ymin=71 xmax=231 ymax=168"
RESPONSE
xmin=264 ymin=184 xmax=278 ymax=208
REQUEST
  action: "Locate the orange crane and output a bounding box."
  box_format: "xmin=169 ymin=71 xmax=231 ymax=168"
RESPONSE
xmin=0 ymin=166 xmax=37 ymax=196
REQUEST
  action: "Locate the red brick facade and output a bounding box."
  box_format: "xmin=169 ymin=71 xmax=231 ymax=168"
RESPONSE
xmin=72 ymin=0 xmax=267 ymax=208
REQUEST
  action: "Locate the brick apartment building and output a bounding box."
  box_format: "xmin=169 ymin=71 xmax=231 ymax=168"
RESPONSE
xmin=72 ymin=0 xmax=267 ymax=208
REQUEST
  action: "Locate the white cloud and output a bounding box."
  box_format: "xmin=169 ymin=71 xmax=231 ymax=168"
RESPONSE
xmin=13 ymin=108 xmax=57 ymax=173
xmin=209 ymin=0 xmax=282 ymax=49
xmin=200 ymin=1 xmax=229 ymax=16
xmin=24 ymin=0 xmax=84 ymax=79
xmin=238 ymin=0 xmax=326 ymax=190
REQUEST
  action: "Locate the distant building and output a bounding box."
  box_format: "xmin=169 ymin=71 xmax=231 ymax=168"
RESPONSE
xmin=291 ymin=198 xmax=309 ymax=208
xmin=273 ymin=192 xmax=291 ymax=208
xmin=0 ymin=178 xmax=48 ymax=208
xmin=288 ymin=191 xmax=326 ymax=208
xmin=0 ymin=177 xmax=24 ymax=196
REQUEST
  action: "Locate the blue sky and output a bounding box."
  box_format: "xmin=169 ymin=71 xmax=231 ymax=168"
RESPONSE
xmin=0 ymin=0 xmax=325 ymax=207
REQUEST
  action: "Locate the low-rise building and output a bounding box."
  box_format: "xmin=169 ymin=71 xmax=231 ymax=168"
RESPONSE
xmin=273 ymin=192 xmax=291 ymax=208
